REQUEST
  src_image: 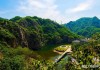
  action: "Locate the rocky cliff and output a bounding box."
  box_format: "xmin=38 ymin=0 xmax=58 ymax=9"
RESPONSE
xmin=0 ymin=16 xmax=79 ymax=50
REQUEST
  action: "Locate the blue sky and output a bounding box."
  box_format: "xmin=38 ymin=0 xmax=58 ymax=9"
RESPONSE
xmin=0 ymin=0 xmax=100 ymax=23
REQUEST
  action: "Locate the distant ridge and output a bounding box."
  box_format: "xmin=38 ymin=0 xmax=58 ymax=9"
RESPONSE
xmin=64 ymin=16 xmax=100 ymax=37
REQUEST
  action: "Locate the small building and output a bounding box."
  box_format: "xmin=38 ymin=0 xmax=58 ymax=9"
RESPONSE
xmin=72 ymin=40 xmax=80 ymax=43
xmin=80 ymin=38 xmax=88 ymax=42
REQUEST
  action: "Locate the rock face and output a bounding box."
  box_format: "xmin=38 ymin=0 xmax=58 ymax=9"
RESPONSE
xmin=0 ymin=16 xmax=78 ymax=50
xmin=19 ymin=27 xmax=28 ymax=47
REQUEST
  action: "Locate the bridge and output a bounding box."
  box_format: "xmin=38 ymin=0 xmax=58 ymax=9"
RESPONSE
xmin=54 ymin=46 xmax=72 ymax=64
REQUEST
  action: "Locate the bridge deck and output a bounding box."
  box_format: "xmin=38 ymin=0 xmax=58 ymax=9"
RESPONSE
xmin=54 ymin=46 xmax=72 ymax=64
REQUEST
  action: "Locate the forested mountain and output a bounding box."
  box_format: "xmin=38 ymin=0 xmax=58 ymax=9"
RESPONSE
xmin=0 ymin=16 xmax=100 ymax=70
xmin=64 ymin=16 xmax=100 ymax=37
xmin=0 ymin=16 xmax=78 ymax=50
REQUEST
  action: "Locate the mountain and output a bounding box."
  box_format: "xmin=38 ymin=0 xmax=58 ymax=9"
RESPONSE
xmin=64 ymin=16 xmax=100 ymax=37
xmin=0 ymin=16 xmax=79 ymax=50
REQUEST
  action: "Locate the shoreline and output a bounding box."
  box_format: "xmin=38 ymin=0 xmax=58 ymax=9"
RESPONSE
xmin=53 ymin=50 xmax=64 ymax=54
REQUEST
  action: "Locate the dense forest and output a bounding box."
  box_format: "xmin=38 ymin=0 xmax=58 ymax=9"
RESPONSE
xmin=0 ymin=16 xmax=78 ymax=50
xmin=64 ymin=16 xmax=100 ymax=37
xmin=0 ymin=16 xmax=100 ymax=70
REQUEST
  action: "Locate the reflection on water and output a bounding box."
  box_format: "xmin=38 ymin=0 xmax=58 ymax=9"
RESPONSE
xmin=35 ymin=45 xmax=71 ymax=70
xmin=36 ymin=50 xmax=60 ymax=60
xmin=35 ymin=45 xmax=69 ymax=62
xmin=35 ymin=45 xmax=62 ymax=60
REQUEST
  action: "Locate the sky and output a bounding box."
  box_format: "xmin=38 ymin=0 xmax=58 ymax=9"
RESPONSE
xmin=0 ymin=0 xmax=100 ymax=23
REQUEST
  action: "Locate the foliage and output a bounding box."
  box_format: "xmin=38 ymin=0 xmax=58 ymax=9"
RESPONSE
xmin=0 ymin=43 xmax=57 ymax=70
xmin=0 ymin=28 xmax=15 ymax=39
xmin=0 ymin=16 xmax=100 ymax=70
xmin=54 ymin=45 xmax=68 ymax=52
xmin=64 ymin=16 xmax=100 ymax=37
xmin=0 ymin=16 xmax=79 ymax=50
xmin=67 ymin=39 xmax=100 ymax=69
xmin=10 ymin=16 xmax=22 ymax=22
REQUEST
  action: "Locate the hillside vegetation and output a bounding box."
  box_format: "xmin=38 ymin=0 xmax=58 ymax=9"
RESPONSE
xmin=64 ymin=16 xmax=100 ymax=37
xmin=0 ymin=16 xmax=100 ymax=70
xmin=0 ymin=16 xmax=79 ymax=50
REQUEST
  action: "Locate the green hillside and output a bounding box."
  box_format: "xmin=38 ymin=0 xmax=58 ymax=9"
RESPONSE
xmin=0 ymin=16 xmax=78 ymax=50
xmin=64 ymin=17 xmax=100 ymax=37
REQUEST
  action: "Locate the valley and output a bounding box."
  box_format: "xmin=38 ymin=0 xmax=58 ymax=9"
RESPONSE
xmin=0 ymin=16 xmax=100 ymax=70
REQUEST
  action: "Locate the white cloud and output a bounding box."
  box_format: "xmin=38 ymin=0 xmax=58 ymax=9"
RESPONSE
xmin=17 ymin=0 xmax=67 ymax=23
xmin=67 ymin=0 xmax=94 ymax=13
